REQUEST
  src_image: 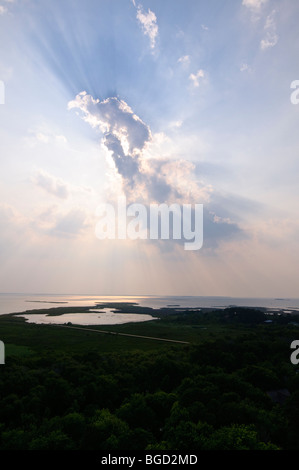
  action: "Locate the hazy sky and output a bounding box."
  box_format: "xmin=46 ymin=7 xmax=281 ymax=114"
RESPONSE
xmin=0 ymin=0 xmax=299 ymax=297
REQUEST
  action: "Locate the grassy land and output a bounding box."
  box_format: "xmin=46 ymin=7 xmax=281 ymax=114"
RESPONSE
xmin=0 ymin=304 xmax=256 ymax=356
xmin=1 ymin=305 xmax=299 ymax=450
xmin=0 ymin=315 xmax=214 ymax=356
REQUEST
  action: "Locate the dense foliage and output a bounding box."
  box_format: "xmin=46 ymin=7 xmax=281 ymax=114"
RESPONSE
xmin=0 ymin=308 xmax=299 ymax=450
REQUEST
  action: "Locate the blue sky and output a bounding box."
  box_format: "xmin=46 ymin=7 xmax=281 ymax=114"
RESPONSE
xmin=0 ymin=0 xmax=299 ymax=296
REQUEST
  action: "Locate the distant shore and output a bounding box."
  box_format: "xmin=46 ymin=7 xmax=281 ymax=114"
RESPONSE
xmin=2 ymin=301 xmax=298 ymax=328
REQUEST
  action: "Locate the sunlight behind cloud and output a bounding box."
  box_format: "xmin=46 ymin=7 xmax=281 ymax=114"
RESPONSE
xmin=0 ymin=0 xmax=298 ymax=296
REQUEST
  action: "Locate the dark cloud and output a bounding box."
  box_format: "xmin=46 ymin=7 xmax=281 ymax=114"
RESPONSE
xmin=103 ymin=132 xmax=140 ymax=184
xmin=202 ymin=208 xmax=244 ymax=251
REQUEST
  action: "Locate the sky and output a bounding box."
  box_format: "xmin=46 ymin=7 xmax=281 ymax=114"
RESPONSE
xmin=0 ymin=0 xmax=299 ymax=297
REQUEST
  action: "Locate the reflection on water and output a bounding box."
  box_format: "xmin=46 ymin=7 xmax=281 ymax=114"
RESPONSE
xmin=1 ymin=293 xmax=299 ymax=316
xmin=17 ymin=310 xmax=158 ymax=326
xmin=0 ymin=294 xmax=153 ymax=315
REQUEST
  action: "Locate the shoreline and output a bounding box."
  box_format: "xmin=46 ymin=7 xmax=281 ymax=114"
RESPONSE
xmin=2 ymin=302 xmax=299 ymax=327
xmin=1 ymin=294 xmax=299 ymax=317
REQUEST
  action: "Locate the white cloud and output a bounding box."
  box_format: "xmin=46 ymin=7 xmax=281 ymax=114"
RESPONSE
xmin=48 ymin=209 xmax=88 ymax=238
xmin=264 ymin=10 xmax=275 ymax=29
xmin=169 ymin=120 xmax=183 ymax=129
xmin=68 ymin=92 xmax=151 ymax=155
xmin=55 ymin=135 xmax=68 ymax=144
xmin=30 ymin=204 xmax=91 ymax=239
xmin=260 ymin=10 xmax=278 ymax=50
xmin=68 ymin=91 xmax=245 ymax=252
xmin=178 ymin=55 xmax=190 ymax=67
xmin=260 ymin=35 xmax=278 ymax=50
xmin=32 ymin=169 xmax=95 ymax=203
xmin=68 ymin=91 xmax=210 ymax=204
xmin=0 ymin=203 xmax=31 ymax=263
xmin=135 ymin=4 xmax=158 ymax=50
xmin=242 ymin=0 xmax=268 ymax=12
xmin=240 ymin=63 xmax=252 ymax=72
xmin=36 ymin=132 xmax=50 ymax=144
xmin=242 ymin=2 xmax=279 ymax=51
xmin=0 ymin=0 xmax=15 ymax=15
xmin=26 ymin=127 xmax=68 ymax=147
xmin=33 ymin=170 xmax=70 ymax=199
xmin=189 ymin=69 xmax=205 ymax=87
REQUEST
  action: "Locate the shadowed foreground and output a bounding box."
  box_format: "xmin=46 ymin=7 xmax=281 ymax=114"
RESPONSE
xmin=0 ymin=305 xmax=299 ymax=450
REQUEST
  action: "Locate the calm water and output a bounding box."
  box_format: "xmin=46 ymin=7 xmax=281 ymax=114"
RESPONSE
xmin=1 ymin=293 xmax=299 ymax=326
xmin=1 ymin=293 xmax=299 ymax=314
xmin=19 ymin=309 xmax=158 ymax=326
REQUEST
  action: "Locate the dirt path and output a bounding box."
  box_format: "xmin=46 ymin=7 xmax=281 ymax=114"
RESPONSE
xmin=54 ymin=324 xmax=190 ymax=344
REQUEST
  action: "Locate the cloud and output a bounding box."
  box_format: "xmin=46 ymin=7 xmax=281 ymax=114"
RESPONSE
xmin=68 ymin=92 xmax=153 ymax=197
xmin=33 ymin=170 xmax=70 ymax=199
xmin=260 ymin=34 xmax=278 ymax=51
xmin=0 ymin=204 xmax=31 ymax=262
xmin=135 ymin=4 xmax=158 ymax=50
xmin=26 ymin=126 xmax=68 ymax=147
xmin=68 ymin=94 xmax=200 ymax=206
xmin=178 ymin=55 xmax=191 ymax=67
xmin=0 ymin=203 xmax=89 ymax=268
xmin=202 ymin=209 xmax=243 ymax=251
xmin=0 ymin=0 xmax=15 ymax=15
xmin=240 ymin=63 xmax=252 ymax=72
xmin=68 ymin=91 xmax=246 ymax=251
xmin=29 ymin=203 xmax=88 ymax=236
xmin=260 ymin=10 xmax=278 ymax=50
xmin=242 ymin=0 xmax=268 ymax=12
xmin=168 ymin=120 xmax=183 ymax=129
xmin=32 ymin=169 xmax=95 ymax=203
xmin=55 ymin=135 xmax=68 ymax=144
xmin=242 ymin=2 xmax=279 ymax=52
xmin=48 ymin=209 xmax=88 ymax=238
xmin=189 ymin=69 xmax=205 ymax=88
xmin=68 ymin=91 xmax=206 ymax=204
xmin=36 ymin=132 xmax=50 ymax=144
xmin=68 ymin=92 xmax=150 ymax=153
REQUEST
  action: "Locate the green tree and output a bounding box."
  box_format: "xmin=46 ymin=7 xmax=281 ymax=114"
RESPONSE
xmin=202 ymin=424 xmax=279 ymax=450
xmin=81 ymin=409 xmax=130 ymax=450
xmin=0 ymin=429 xmax=30 ymax=450
xmin=117 ymin=393 xmax=157 ymax=432
xmin=29 ymin=430 xmax=74 ymax=450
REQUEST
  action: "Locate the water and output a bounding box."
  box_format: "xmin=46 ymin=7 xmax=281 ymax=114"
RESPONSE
xmin=1 ymin=293 xmax=299 ymax=326
xmin=19 ymin=309 xmax=157 ymax=326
